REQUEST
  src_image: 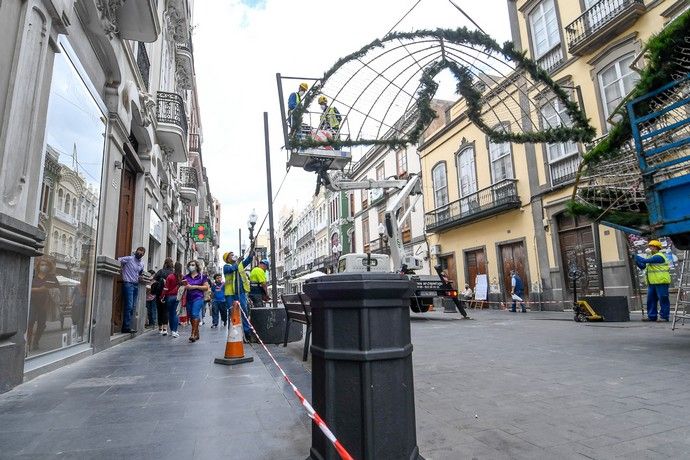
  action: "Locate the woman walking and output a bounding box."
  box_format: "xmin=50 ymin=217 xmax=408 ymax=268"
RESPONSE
xmin=154 ymin=258 xmax=174 ymax=335
xmin=162 ymin=262 xmax=183 ymax=338
xmin=182 ymin=260 xmax=210 ymax=342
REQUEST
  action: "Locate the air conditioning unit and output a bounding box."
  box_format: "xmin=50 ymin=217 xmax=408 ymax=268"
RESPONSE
xmin=430 ymin=244 xmax=441 ymax=256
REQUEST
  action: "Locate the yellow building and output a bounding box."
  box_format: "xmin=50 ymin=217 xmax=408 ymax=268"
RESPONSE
xmin=419 ymin=0 xmax=688 ymax=308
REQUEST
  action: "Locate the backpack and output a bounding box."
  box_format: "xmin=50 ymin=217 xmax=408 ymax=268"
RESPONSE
xmin=151 ymin=269 xmax=170 ymax=296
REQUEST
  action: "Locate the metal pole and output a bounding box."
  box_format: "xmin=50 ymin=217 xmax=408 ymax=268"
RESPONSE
xmin=239 ymin=228 xmax=241 ymax=255
xmin=264 ymin=112 xmax=279 ymax=308
xmin=275 ymin=73 xmax=290 ymax=152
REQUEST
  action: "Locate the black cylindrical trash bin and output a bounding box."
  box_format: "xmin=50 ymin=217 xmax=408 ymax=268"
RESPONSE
xmin=304 ymin=273 xmax=424 ymax=460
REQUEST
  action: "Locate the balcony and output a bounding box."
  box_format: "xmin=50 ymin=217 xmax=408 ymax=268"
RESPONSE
xmin=189 ymin=133 xmax=201 ymax=158
xmin=425 ymin=179 xmax=521 ymax=232
xmin=54 ymin=208 xmax=77 ymax=228
xmin=137 ymin=42 xmax=150 ymax=91
xmin=536 ymin=46 xmax=564 ymax=74
xmin=178 ymin=166 xmax=199 ymax=204
xmin=156 ymin=91 xmax=188 ymax=163
xmin=550 ymin=155 xmax=582 ymax=187
xmin=165 ymin=0 xmax=191 ymax=43
xmin=175 ymin=40 xmax=194 ymax=90
xmin=98 ymin=0 xmax=160 ymax=42
xmin=565 ymin=0 xmax=646 ymax=56
xmin=296 ymin=230 xmax=314 ymax=247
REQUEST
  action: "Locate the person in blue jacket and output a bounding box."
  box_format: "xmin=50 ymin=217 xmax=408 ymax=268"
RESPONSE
xmin=288 ymin=82 xmax=308 ymax=132
xmin=223 ymin=251 xmax=254 ymax=340
xmin=635 ymin=240 xmax=671 ymax=322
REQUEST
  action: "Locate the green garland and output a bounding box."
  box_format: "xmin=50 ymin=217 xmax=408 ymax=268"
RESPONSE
xmin=289 ymin=26 xmax=595 ymax=151
xmin=568 ymin=9 xmax=690 ymax=227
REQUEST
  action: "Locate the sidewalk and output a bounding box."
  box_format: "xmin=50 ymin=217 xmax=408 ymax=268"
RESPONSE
xmin=0 ymin=320 xmax=310 ymax=459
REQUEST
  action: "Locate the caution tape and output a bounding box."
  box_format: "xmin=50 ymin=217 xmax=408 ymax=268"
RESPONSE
xmin=239 ymin=307 xmax=355 ymax=460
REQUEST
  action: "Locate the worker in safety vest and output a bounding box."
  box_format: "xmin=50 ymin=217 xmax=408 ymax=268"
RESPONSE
xmin=249 ymin=259 xmax=270 ymax=309
xmin=222 ymin=251 xmax=254 ymax=339
xmin=288 ymin=82 xmax=308 ymax=132
xmin=635 ymin=240 xmax=671 ymax=322
xmin=318 ymin=95 xmax=341 ymax=132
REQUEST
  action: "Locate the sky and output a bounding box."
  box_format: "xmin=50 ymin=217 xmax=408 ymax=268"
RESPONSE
xmin=193 ymin=0 xmax=512 ymax=254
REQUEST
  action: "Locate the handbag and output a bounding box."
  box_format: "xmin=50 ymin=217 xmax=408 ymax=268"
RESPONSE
xmin=176 ymin=286 xmax=185 ymax=302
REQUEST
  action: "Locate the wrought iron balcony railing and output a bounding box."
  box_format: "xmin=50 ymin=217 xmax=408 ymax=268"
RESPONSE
xmin=137 ymin=42 xmax=150 ymax=90
xmin=550 ymin=155 xmax=582 ymax=187
xmin=425 ymin=179 xmax=521 ymax=232
xmin=565 ymin=0 xmax=646 ymax=55
xmin=189 ymin=133 xmax=201 ymax=154
xmin=536 ymin=46 xmax=564 ymax=73
xmin=178 ymin=166 xmax=198 ymax=189
xmin=156 ymin=91 xmax=188 ymax=136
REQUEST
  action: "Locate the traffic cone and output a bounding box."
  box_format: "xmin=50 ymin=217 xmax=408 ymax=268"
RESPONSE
xmin=214 ymin=301 xmax=254 ymax=365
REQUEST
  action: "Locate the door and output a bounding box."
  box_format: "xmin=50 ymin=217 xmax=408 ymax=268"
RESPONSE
xmin=112 ymin=165 xmax=136 ymax=334
xmin=557 ymin=214 xmax=601 ymax=296
xmin=438 ymin=254 xmax=457 ymax=288
xmin=457 ymin=147 xmax=478 ymax=214
xmin=465 ymin=249 xmax=487 ymax=290
xmin=499 ymin=242 xmax=529 ymax=301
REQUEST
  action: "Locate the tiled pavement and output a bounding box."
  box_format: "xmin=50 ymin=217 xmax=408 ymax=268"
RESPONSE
xmin=3 ymin=309 xmax=690 ymax=459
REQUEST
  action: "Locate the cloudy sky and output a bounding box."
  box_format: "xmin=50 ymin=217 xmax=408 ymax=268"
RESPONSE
xmin=193 ymin=0 xmax=511 ymax=253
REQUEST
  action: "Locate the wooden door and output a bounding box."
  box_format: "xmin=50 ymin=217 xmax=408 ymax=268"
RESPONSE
xmin=111 ymin=166 xmax=136 ymax=333
xmin=465 ymin=249 xmax=487 ymax=289
xmin=439 ymin=254 xmax=457 ymax=288
xmin=557 ymin=214 xmax=601 ymax=296
xmin=499 ymin=242 xmax=529 ymax=300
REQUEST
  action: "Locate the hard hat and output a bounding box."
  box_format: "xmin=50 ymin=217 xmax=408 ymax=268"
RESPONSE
xmin=260 ymin=259 xmax=270 ymax=266
xmin=318 ymin=95 xmax=328 ymax=105
xmin=299 ymin=82 xmax=308 ymax=91
xmin=648 ymin=240 xmax=663 ymax=249
xmin=223 ymin=252 xmax=236 ymax=263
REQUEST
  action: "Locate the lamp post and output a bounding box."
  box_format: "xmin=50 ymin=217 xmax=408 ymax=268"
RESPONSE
xmin=378 ymin=223 xmax=385 ymax=254
xmin=247 ymin=208 xmax=258 ymax=246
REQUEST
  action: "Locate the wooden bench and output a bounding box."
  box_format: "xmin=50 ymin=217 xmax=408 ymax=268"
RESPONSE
xmin=281 ymin=293 xmax=312 ymax=361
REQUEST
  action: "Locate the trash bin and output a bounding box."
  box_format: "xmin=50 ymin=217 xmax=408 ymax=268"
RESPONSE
xmin=304 ymin=273 xmax=424 ymax=460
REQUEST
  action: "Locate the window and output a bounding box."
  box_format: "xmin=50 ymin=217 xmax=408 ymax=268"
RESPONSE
xmin=598 ymin=53 xmax=639 ymax=120
xmin=64 ymin=193 xmax=71 ymax=214
xmin=349 ymin=193 xmax=355 ymax=217
xmin=52 ymin=231 xmax=59 ymax=251
xmin=431 ymin=162 xmax=448 ymax=208
xmin=457 ymin=147 xmax=478 ymax=213
xmin=361 ymin=190 xmax=368 ymax=210
xmin=396 ymin=149 xmax=407 ymax=176
xmin=57 ymin=188 xmax=64 ymax=210
xmin=40 ymin=183 xmax=51 ymax=214
xmin=401 ymin=198 xmax=412 ymax=244
xmin=72 ymin=198 xmax=77 ymax=217
xmin=489 ymin=141 xmax=513 ymax=183
xmin=541 ymin=99 xmax=580 ymax=185
xmin=529 ymin=0 xmax=560 ymax=58
xmin=362 ymin=217 xmax=370 ymax=252
xmin=376 ymin=163 xmax=385 ymax=181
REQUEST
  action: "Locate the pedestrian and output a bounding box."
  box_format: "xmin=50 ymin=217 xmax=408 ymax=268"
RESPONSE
xmin=635 ymin=240 xmax=671 ymax=322
xmin=183 ymin=260 xmax=210 ymax=342
xmin=153 ymin=258 xmax=174 ymax=335
xmin=162 ymin=261 xmax=183 ymax=338
xmin=510 ymin=269 xmax=526 ymax=313
xmin=211 ymin=273 xmax=227 ymax=328
xmin=440 ymin=269 xmax=471 ymax=320
xmin=223 ymin=251 xmax=254 ymax=341
xmin=318 ymin=96 xmax=342 ymax=133
xmin=461 ymin=283 xmax=474 ymax=300
xmin=249 ymin=259 xmax=271 ymax=309
xmin=118 ymin=246 xmax=146 ymax=333
xmin=145 ymin=269 xmax=157 ymax=328
xmin=27 ymin=256 xmax=60 ymax=351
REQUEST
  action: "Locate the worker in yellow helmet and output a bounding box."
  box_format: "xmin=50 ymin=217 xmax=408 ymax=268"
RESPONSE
xmin=635 ymin=239 xmax=671 ymax=322
xmin=318 ymin=95 xmax=342 ymax=133
xmin=288 ymin=82 xmax=309 ymax=132
xmin=222 ymin=251 xmax=254 ymax=339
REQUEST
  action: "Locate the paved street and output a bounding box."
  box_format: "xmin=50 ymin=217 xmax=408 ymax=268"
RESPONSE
xmin=3 ymin=309 xmax=690 ymax=459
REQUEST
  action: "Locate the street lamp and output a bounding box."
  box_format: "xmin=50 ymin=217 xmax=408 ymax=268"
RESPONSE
xmin=378 ymin=223 xmax=385 ymax=254
xmin=247 ymin=208 xmax=258 ymax=243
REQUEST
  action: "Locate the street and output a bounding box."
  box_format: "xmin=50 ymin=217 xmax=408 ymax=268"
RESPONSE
xmin=3 ymin=309 xmax=690 ymax=459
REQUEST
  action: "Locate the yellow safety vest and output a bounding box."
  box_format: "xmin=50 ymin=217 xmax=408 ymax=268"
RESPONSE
xmin=646 ymin=251 xmax=671 ymax=285
xmin=224 ymin=261 xmax=251 ymax=295
xmin=321 ymin=106 xmax=340 ymax=129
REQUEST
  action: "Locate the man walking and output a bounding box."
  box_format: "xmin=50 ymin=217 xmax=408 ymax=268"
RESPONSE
xmin=249 ymin=259 xmax=271 ymax=309
xmin=223 ymin=251 xmax=254 ymax=340
xmin=635 ymin=240 xmax=672 ymax=322
xmin=118 ymin=246 xmax=146 ymax=333
xmin=510 ymin=269 xmax=526 ymax=313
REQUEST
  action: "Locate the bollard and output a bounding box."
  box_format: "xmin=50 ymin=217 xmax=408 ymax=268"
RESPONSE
xmin=304 ymin=273 xmax=424 ymax=460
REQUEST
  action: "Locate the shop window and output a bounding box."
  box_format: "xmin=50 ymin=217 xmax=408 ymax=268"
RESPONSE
xmin=27 ymin=38 xmax=106 ymax=358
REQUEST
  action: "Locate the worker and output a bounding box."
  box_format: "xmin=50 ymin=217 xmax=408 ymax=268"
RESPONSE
xmin=318 ymin=95 xmax=341 ymax=132
xmin=222 ymin=251 xmax=254 ymax=341
xmin=288 ymin=82 xmax=308 ymax=132
xmin=249 ymin=259 xmax=271 ymax=309
xmin=635 ymin=240 xmax=671 ymax=322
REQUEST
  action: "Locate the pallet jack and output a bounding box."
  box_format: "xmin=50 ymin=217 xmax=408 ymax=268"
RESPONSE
xmin=569 ymin=261 xmax=604 ymax=322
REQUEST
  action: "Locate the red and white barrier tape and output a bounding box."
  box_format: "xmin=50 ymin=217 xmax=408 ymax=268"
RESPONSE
xmin=239 ymin=307 xmax=355 ymax=460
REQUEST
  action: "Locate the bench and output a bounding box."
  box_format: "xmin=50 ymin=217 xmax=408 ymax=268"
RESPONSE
xmin=281 ymin=293 xmax=312 ymax=361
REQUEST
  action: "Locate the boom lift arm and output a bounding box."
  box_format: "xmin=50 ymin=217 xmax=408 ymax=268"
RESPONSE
xmin=326 ymin=172 xmax=423 ymax=273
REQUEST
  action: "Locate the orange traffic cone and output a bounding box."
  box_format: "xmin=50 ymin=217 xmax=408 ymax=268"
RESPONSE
xmin=214 ymin=301 xmax=254 ymax=365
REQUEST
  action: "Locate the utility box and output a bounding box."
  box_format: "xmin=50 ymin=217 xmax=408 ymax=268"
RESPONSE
xmin=581 ymin=296 xmax=630 ymax=322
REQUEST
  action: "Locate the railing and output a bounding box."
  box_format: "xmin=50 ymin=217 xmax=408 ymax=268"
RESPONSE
xmin=296 ymin=230 xmax=314 ymax=248
xmin=178 ymin=166 xmax=198 ymax=189
xmin=425 ymin=179 xmax=520 ymax=231
xmin=565 ymin=0 xmax=645 ymax=52
xmin=54 ymin=208 xmax=78 ymax=227
xmin=536 ymin=46 xmax=564 ymax=73
xmin=78 ymin=222 xmax=95 ymax=237
xmin=137 ymin=42 xmax=150 ymax=91
xmin=550 ymin=155 xmax=582 ymax=187
xmin=156 ymin=91 xmax=188 ymax=136
xmin=189 ymin=133 xmax=201 ymax=154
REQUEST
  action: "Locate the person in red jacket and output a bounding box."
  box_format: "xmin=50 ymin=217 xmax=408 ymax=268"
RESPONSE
xmin=161 ymin=262 xmax=183 ymax=338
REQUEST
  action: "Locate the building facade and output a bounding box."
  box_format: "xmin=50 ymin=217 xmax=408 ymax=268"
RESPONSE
xmin=0 ymin=0 xmax=217 ymax=392
xmin=419 ymin=0 xmax=686 ymax=308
